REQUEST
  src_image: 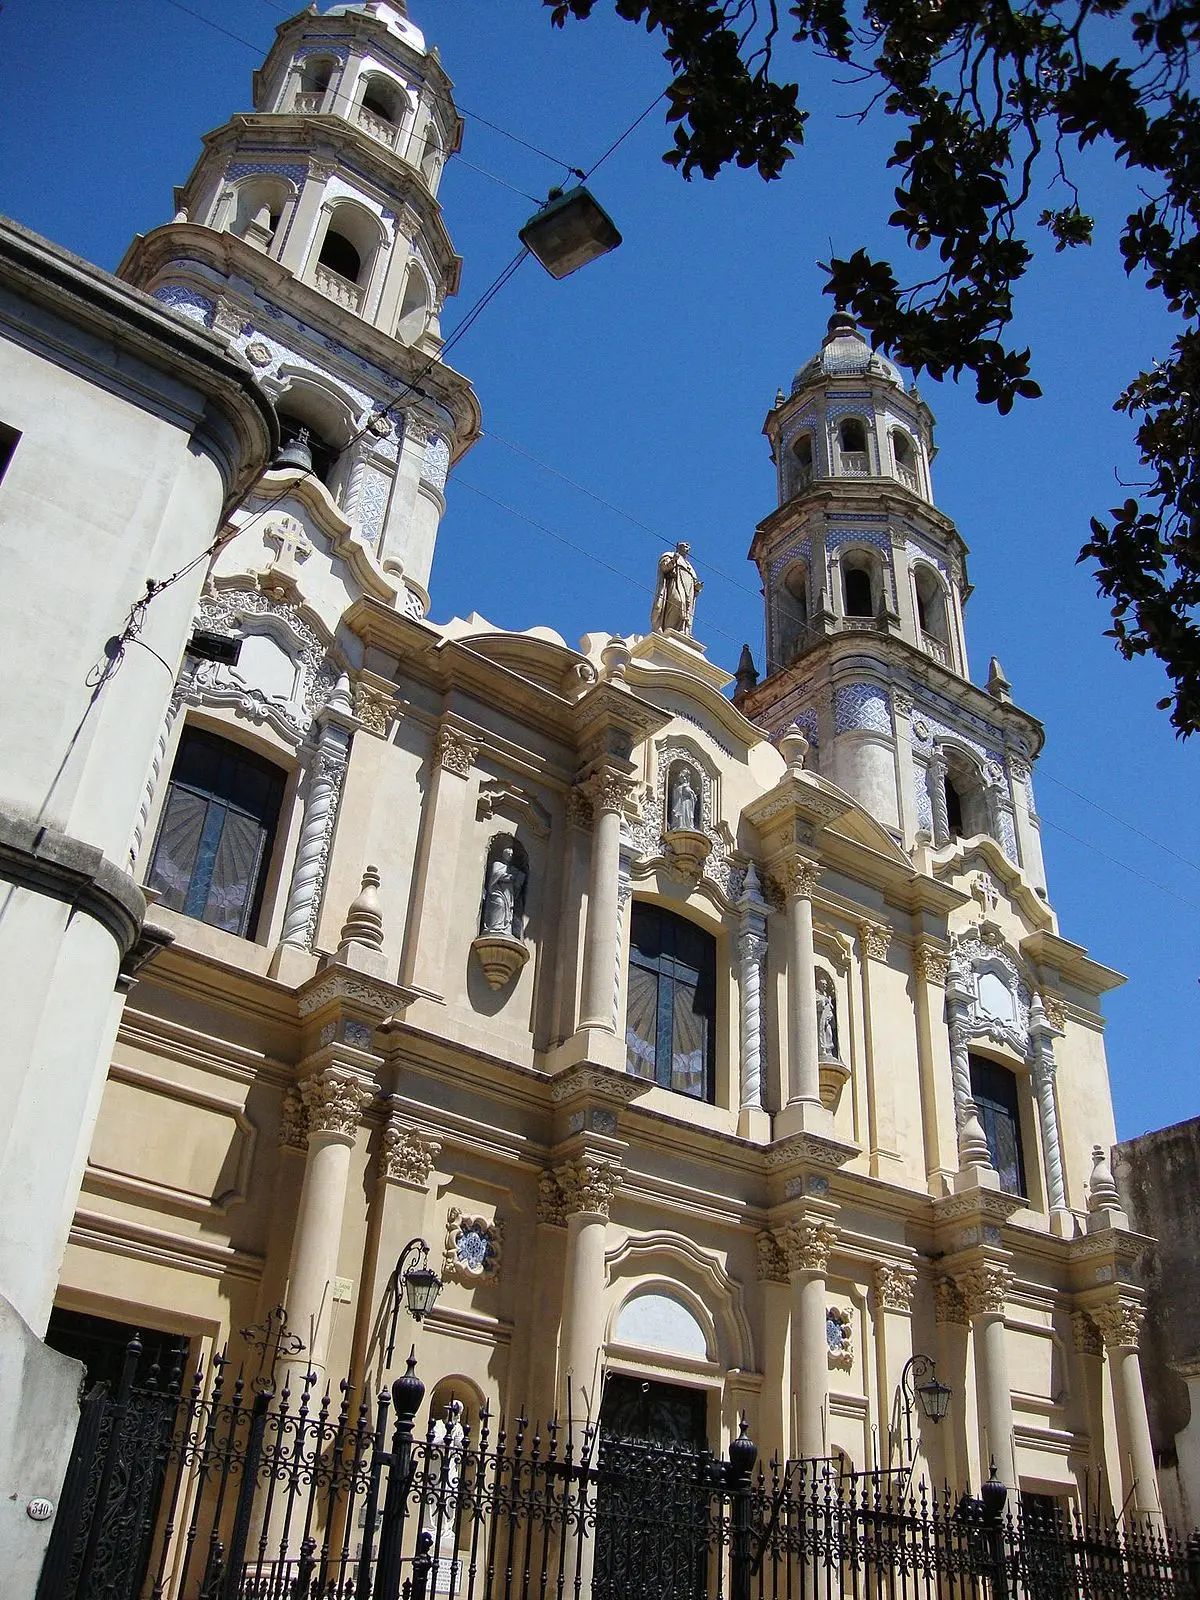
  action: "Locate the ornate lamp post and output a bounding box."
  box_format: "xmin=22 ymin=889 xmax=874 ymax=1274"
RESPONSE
xmin=897 ymin=1352 xmax=952 ymax=1462
xmin=384 ymin=1236 xmax=443 ymax=1365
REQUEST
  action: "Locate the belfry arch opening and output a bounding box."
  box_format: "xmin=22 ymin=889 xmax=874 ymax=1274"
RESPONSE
xmin=838 ymin=417 xmax=870 ymax=474
xmin=842 ymin=551 xmax=878 ymax=618
xmin=360 ymin=73 xmax=405 ymax=128
xmin=296 ymin=54 xmax=335 ymax=107
xmin=891 ymin=427 xmax=919 ymax=490
xmin=940 ymin=748 xmax=993 ymax=841
xmin=790 ymin=432 xmax=814 ymax=494
xmin=776 ymin=563 xmax=810 ymax=662
xmin=913 ymin=563 xmax=950 ymax=647
xmin=275 ymin=383 xmax=353 ymax=488
xmin=229 ymin=177 xmax=290 ymax=252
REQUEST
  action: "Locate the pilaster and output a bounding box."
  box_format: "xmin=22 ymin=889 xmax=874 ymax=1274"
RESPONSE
xmin=399 ymin=719 xmax=479 ymax=999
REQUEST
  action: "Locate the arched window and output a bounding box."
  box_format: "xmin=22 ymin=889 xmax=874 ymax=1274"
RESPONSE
xmin=312 ymin=203 xmax=381 ymax=309
xmin=318 ymin=227 xmax=362 ymax=285
xmin=229 ymin=178 xmax=290 ymax=252
xmin=838 ymin=417 xmax=870 ymax=475
xmin=295 ymin=55 xmax=335 ymax=112
xmin=940 ymin=748 xmax=992 ymax=841
xmin=969 ymin=1054 xmax=1027 ymax=1197
xmin=625 ymin=902 xmax=716 ymax=1103
xmin=777 ymin=563 xmax=809 ymax=662
xmin=790 ymin=432 xmax=814 ymax=494
xmin=891 ymin=428 xmax=919 ymax=491
xmin=147 ymin=726 xmax=285 ymax=939
xmin=420 ymin=125 xmax=443 ymax=188
xmin=358 ymin=74 xmax=405 ymax=145
xmin=843 ymin=555 xmax=876 ymax=618
xmin=913 ymin=564 xmax=950 ymax=651
xmin=396 ymin=264 xmax=431 ymax=345
xmin=275 ymin=396 xmax=341 ymax=486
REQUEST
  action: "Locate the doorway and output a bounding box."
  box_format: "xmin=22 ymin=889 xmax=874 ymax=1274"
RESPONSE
xmin=594 ymin=1376 xmax=712 ymax=1600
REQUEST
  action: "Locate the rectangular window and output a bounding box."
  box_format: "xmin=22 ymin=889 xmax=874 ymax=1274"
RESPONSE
xmin=969 ymin=1054 xmax=1028 ymax=1197
xmin=147 ymin=727 xmax=285 ymax=939
xmin=0 ymin=422 xmax=20 ymax=484
xmin=626 ymin=902 xmax=716 ymax=1103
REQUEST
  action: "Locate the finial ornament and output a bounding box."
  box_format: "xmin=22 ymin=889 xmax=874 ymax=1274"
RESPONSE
xmin=986 ymin=657 xmax=1013 ymax=702
xmin=778 ymin=722 xmax=809 ymax=773
xmin=339 ymin=865 xmax=385 ymax=952
xmin=1088 ymin=1143 xmax=1120 ymax=1211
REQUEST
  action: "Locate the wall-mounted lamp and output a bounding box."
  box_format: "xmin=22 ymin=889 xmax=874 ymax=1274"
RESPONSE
xmin=384 ymin=1237 xmax=443 ymax=1366
xmin=519 ymin=186 xmax=622 ymax=279
xmin=896 ymin=1353 xmax=952 ymax=1463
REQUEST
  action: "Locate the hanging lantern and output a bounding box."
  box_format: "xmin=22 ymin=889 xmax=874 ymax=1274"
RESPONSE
xmin=519 ymin=186 xmax=622 ymax=279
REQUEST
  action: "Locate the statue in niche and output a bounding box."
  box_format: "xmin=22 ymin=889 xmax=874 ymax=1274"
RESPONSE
xmin=668 ymin=764 xmax=700 ymax=832
xmin=816 ymin=972 xmax=840 ymax=1060
xmin=480 ymin=835 xmax=527 ymax=940
xmin=651 ymin=541 xmax=703 ymax=636
xmin=431 ymin=1398 xmax=466 ymax=1501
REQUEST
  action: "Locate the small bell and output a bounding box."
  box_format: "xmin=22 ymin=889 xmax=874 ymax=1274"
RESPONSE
xmin=274 ymin=426 xmax=313 ymax=473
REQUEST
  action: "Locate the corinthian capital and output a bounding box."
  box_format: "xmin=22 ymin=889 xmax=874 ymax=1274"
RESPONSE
xmin=778 ymin=1219 xmax=838 ymax=1275
xmin=914 ymin=942 xmax=952 ymax=987
xmin=555 ymin=1157 xmax=621 ymax=1217
xmin=756 ymin=1230 xmax=789 ymax=1284
xmin=1071 ymin=1310 xmax=1104 ymax=1358
xmin=301 ymin=1069 xmax=371 ymax=1140
xmin=435 ymin=725 xmax=479 ymax=778
xmin=380 ymin=1121 xmax=441 ymax=1187
xmin=859 ymin=921 xmax=893 ymax=962
xmin=582 ymin=768 xmax=635 ymax=816
xmin=1092 ymin=1298 xmax=1144 ymax=1351
xmin=934 ymin=1276 xmax=969 ymax=1326
xmin=874 ymin=1262 xmax=917 ymax=1312
xmin=279 ymin=1087 xmax=309 ymax=1152
xmin=780 ymin=852 xmax=822 ymax=900
xmin=957 ymin=1263 xmax=1014 ymax=1318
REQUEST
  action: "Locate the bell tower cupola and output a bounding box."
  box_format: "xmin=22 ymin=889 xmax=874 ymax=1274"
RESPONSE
xmin=739 ymin=314 xmax=1050 ymax=897
xmin=117 ymin=0 xmax=480 ymax=617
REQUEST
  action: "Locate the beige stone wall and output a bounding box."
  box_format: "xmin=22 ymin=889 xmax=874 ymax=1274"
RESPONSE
xmin=54 ymin=500 xmax=1149 ymax=1522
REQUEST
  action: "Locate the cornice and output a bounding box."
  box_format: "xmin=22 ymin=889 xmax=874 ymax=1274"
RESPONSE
xmin=626 ymin=661 xmax=768 ymax=752
xmin=118 ymin=224 xmax=481 ymax=455
xmin=742 ymin=629 xmax=1045 ymax=757
xmin=187 ymin=114 xmax=460 ymax=284
xmin=0 ymin=806 xmax=146 ymax=960
xmin=1019 ymin=929 xmax=1125 ymax=998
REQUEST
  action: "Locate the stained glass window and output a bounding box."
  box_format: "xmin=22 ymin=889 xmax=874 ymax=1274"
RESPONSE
xmin=147 ymin=727 xmax=285 ymax=939
xmin=969 ymin=1054 xmax=1028 ymax=1198
xmin=625 ymin=903 xmax=716 ymax=1103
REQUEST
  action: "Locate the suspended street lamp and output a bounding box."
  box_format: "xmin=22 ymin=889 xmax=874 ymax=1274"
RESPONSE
xmin=519 ymin=186 xmax=622 ymax=279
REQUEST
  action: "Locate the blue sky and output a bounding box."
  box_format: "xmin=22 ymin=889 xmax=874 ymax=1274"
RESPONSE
xmin=2 ymin=0 xmax=1196 ymax=1140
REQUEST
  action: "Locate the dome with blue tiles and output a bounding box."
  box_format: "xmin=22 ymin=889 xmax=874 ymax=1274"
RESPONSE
xmin=792 ymin=312 xmax=905 ymax=393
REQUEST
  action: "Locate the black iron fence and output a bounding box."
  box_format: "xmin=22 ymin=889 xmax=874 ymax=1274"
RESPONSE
xmin=35 ymin=1335 xmax=1200 ymax=1600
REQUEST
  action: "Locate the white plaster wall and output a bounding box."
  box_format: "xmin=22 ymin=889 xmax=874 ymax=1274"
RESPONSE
xmin=0 ymin=334 xmax=228 ymax=859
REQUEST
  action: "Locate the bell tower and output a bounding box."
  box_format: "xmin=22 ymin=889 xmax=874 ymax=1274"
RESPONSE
xmin=739 ymin=314 xmax=1049 ymax=895
xmin=118 ymin=0 xmax=480 ymax=617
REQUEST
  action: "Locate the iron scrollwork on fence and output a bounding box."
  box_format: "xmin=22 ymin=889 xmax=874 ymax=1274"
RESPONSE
xmin=36 ymin=1335 xmax=1200 ymax=1600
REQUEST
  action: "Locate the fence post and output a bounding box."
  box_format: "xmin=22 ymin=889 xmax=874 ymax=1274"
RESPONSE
xmin=980 ymin=1462 xmax=1009 ymax=1600
xmin=410 ymin=1527 xmax=434 ymax=1600
xmin=727 ymin=1416 xmax=758 ymax=1600
xmin=219 ymin=1385 xmax=271 ymax=1600
xmin=73 ymin=1333 xmax=142 ymax=1599
xmin=375 ymin=1350 xmax=425 ymax=1600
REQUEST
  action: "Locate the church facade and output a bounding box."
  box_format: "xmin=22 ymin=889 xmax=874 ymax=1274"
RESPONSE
xmin=0 ymin=0 xmax=1170 ymax=1576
